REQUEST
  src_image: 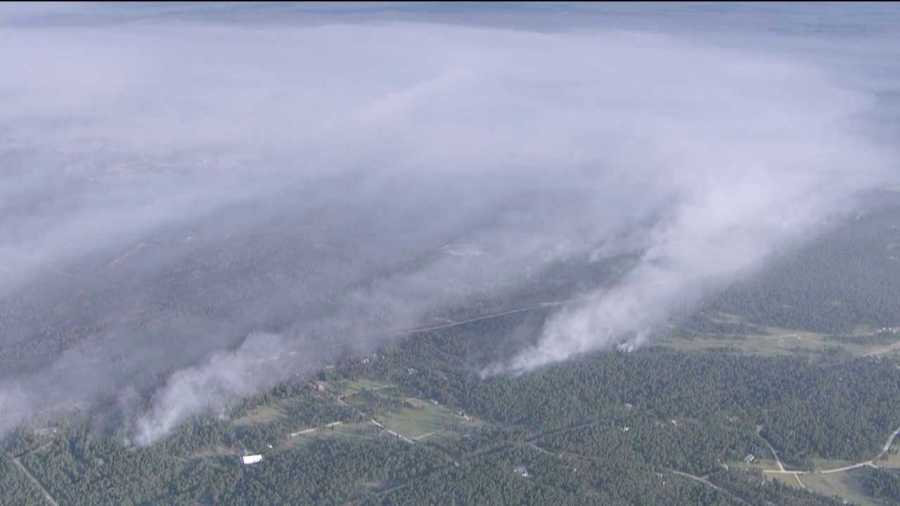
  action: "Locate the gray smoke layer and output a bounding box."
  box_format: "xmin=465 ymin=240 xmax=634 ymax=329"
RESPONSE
xmin=0 ymin=5 xmax=896 ymax=443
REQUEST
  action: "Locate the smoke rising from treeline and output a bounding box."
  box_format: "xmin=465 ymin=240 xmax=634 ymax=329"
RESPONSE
xmin=0 ymin=4 xmax=896 ymax=443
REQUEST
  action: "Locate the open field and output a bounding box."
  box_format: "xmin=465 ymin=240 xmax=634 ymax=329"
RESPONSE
xmin=661 ymin=312 xmax=900 ymax=361
xmin=738 ymin=426 xmax=900 ymax=505
xmin=231 ymin=405 xmax=284 ymax=426
xmin=800 ymin=470 xmax=877 ymax=506
xmin=378 ymin=397 xmax=480 ymax=442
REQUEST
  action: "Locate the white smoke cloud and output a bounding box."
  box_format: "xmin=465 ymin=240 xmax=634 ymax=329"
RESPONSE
xmin=134 ymin=332 xmax=290 ymax=446
xmin=0 ymin=6 xmax=896 ymax=440
xmin=490 ymin=57 xmax=891 ymax=372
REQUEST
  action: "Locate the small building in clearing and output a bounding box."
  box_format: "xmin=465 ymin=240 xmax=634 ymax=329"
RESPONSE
xmin=241 ymin=454 xmax=263 ymax=465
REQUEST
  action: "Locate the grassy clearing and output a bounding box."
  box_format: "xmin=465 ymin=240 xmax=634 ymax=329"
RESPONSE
xmin=732 ymin=458 xmax=780 ymax=471
xmin=799 ymin=469 xmax=878 ymax=506
xmin=663 ymin=315 xmax=900 ymax=360
xmin=334 ymin=378 xmax=394 ymax=397
xmin=325 ymin=378 xmax=483 ymax=442
xmin=287 ymin=421 xmax=380 ymax=445
xmin=222 ymin=376 xmax=484 ymax=454
xmin=766 ymin=472 xmax=806 ymax=490
xmin=742 ymin=453 xmax=896 ymax=505
xmin=379 ymin=400 xmax=459 ymax=440
xmin=807 ymin=457 xmax=859 ymax=471
xmin=232 ymin=405 xmax=284 ymax=426
xmin=659 ymin=330 xmax=831 ymax=357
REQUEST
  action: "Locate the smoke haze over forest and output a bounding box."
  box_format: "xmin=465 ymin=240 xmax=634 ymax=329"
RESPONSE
xmin=0 ymin=3 xmax=898 ymax=444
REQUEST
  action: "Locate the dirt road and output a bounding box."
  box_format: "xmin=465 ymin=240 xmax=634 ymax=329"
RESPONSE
xmin=10 ymin=456 xmax=59 ymax=506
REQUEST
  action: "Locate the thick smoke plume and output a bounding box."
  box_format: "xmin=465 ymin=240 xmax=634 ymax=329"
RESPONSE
xmin=0 ymin=5 xmax=896 ymax=443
